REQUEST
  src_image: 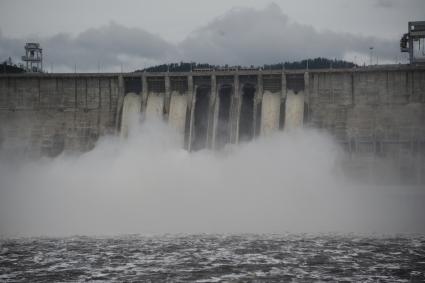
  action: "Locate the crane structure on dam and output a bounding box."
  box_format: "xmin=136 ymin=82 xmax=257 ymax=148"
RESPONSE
xmin=401 ymin=21 xmax=425 ymax=65
xmin=21 ymin=42 xmax=43 ymax=73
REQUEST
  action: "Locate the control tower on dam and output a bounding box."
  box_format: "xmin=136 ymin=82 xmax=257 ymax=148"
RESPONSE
xmin=0 ymin=65 xmax=424 ymax=183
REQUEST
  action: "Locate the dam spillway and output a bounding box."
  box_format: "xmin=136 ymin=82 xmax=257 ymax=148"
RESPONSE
xmin=0 ymin=65 xmax=425 ymax=183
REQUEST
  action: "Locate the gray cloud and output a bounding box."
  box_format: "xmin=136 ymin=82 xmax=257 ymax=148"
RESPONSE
xmin=0 ymin=22 xmax=175 ymax=71
xmin=0 ymin=4 xmax=401 ymax=71
xmin=0 ymin=30 xmax=22 ymax=61
xmin=375 ymin=0 xmax=395 ymax=8
xmin=179 ymin=3 xmax=399 ymax=65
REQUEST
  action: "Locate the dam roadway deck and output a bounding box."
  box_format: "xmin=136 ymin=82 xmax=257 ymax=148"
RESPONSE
xmin=1 ymin=65 xmax=424 ymax=183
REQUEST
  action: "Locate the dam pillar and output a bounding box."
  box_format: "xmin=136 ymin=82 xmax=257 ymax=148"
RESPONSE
xmin=253 ymin=74 xmax=263 ymax=137
xmin=190 ymin=77 xmax=211 ymax=151
xmin=214 ymin=82 xmax=233 ymax=149
xmin=141 ymin=74 xmax=148 ymax=114
xmin=187 ymin=76 xmax=202 ymax=151
xmin=164 ymin=75 xmax=171 ymax=118
xmin=279 ymin=72 xmax=287 ymax=129
xmin=211 ymin=88 xmax=219 ymax=149
xmin=229 ymin=74 xmax=240 ymax=144
xmin=304 ymin=71 xmax=310 ymax=123
xmin=115 ymin=74 xmax=125 ymax=132
xmin=207 ymin=74 xmax=217 ymax=148
xmin=185 ymin=75 xmax=194 ymax=151
xmin=239 ymin=81 xmax=256 ymax=142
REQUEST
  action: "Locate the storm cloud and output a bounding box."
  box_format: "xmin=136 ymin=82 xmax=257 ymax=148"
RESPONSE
xmin=0 ymin=4 xmax=401 ymax=71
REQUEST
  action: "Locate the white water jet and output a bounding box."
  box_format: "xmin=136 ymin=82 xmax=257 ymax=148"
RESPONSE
xmin=261 ymin=91 xmax=281 ymax=136
xmin=120 ymin=93 xmax=141 ymax=138
xmin=285 ymin=90 xmax=304 ymax=130
xmin=168 ymin=92 xmax=188 ymax=134
xmin=145 ymin=93 xmax=165 ymax=120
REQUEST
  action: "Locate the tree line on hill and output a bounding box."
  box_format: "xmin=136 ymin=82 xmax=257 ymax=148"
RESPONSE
xmin=1 ymin=58 xmax=26 ymax=74
xmin=1 ymin=57 xmax=357 ymax=74
xmin=135 ymin=58 xmax=357 ymax=73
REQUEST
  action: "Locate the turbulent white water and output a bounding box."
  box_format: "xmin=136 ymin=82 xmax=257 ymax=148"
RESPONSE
xmin=145 ymin=93 xmax=164 ymax=120
xmin=261 ymin=91 xmax=281 ymax=136
xmin=120 ymin=93 xmax=142 ymax=139
xmin=168 ymin=92 xmax=188 ymax=135
xmin=285 ymin=90 xmax=304 ymax=130
xmin=0 ymin=116 xmax=424 ymax=237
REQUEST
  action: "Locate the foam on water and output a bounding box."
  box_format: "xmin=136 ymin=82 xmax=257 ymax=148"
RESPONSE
xmin=0 ymin=235 xmax=424 ymax=282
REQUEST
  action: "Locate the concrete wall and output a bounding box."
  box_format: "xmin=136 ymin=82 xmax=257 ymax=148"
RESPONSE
xmin=308 ymin=69 xmax=425 ymax=144
xmin=1 ymin=66 xmax=424 ymax=183
xmin=0 ymin=74 xmax=121 ymax=157
xmin=307 ymin=68 xmax=425 ymax=184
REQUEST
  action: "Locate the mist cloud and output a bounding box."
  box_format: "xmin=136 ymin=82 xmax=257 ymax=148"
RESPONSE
xmin=1 ymin=4 xmax=400 ymax=71
xmin=1 ymin=119 xmax=424 ymax=237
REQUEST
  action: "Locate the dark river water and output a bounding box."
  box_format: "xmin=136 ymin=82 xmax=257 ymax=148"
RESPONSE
xmin=1 ymin=234 xmax=424 ymax=282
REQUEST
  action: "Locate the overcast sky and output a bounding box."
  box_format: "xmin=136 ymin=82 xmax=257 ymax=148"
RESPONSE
xmin=0 ymin=0 xmax=423 ymax=72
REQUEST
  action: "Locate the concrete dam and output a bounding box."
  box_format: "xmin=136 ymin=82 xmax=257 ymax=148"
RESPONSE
xmin=0 ymin=65 xmax=424 ymax=183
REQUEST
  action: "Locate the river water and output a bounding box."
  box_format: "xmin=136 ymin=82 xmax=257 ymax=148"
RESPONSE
xmin=1 ymin=234 xmax=424 ymax=282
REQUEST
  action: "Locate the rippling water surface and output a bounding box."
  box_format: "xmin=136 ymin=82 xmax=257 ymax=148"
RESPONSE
xmin=1 ymin=234 xmax=424 ymax=282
